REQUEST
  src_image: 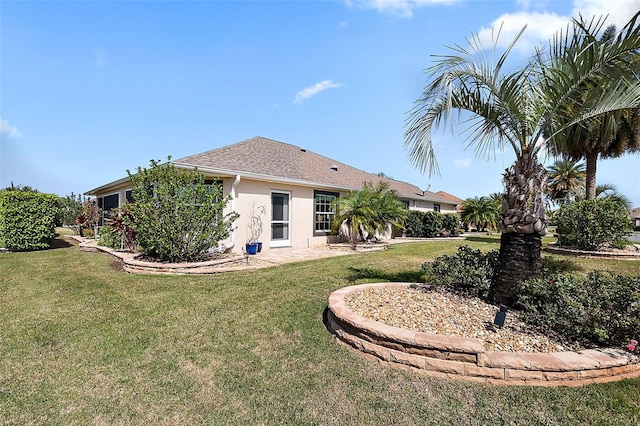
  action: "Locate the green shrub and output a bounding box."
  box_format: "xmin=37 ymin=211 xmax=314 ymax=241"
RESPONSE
xmin=98 ymin=224 xmax=121 ymax=250
xmin=555 ymin=198 xmax=633 ymax=251
xmin=422 ymin=211 xmax=443 ymax=238
xmin=420 ymin=245 xmax=499 ymax=298
xmin=517 ymin=272 xmax=640 ymax=347
xmin=403 ymin=210 xmax=425 ymax=237
xmin=441 ymin=214 xmax=460 ymax=237
xmin=125 ymin=157 xmax=239 ymax=262
xmin=0 ymin=190 xmax=60 ymax=250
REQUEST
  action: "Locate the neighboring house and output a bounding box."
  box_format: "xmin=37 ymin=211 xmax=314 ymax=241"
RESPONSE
xmin=631 ymin=207 xmax=640 ymax=227
xmin=435 ymin=191 xmax=465 ymax=213
xmin=85 ymin=136 xmax=461 ymax=253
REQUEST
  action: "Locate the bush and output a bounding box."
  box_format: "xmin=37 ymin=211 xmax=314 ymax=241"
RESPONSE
xmin=517 ymin=272 xmax=640 ymax=347
xmin=98 ymin=224 xmax=121 ymax=250
xmin=420 ymin=245 xmax=499 ymax=298
xmin=0 ymin=190 xmax=60 ymax=250
xmin=403 ymin=210 xmax=425 ymax=237
xmin=555 ymin=198 xmax=633 ymax=251
xmin=441 ymin=214 xmax=460 ymax=237
xmin=422 ymin=211 xmax=443 ymax=238
xmin=125 ymin=157 xmax=239 ymax=262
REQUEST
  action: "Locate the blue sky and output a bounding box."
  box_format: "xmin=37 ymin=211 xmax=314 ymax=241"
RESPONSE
xmin=1 ymin=0 xmax=639 ymax=207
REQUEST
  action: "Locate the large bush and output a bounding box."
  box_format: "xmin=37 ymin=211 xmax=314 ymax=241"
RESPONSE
xmin=555 ymin=198 xmax=632 ymax=250
xmin=125 ymin=158 xmax=239 ymax=262
xmin=422 ymin=211 xmax=443 ymax=238
xmin=403 ymin=210 xmax=425 ymax=237
xmin=403 ymin=210 xmax=460 ymax=238
xmin=0 ymin=190 xmax=60 ymax=250
xmin=441 ymin=214 xmax=460 ymax=237
xmin=420 ymin=245 xmax=499 ymax=298
xmin=517 ymin=272 xmax=640 ymax=347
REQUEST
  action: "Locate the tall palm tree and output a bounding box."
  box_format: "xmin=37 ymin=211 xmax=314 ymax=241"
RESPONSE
xmin=546 ymin=159 xmax=586 ymax=205
xmin=546 ymin=20 xmax=640 ymax=199
xmin=405 ymin=14 xmax=640 ymax=306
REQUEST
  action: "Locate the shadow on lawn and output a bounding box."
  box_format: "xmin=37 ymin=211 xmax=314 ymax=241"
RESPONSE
xmin=50 ymin=237 xmax=74 ymax=249
xmin=464 ymin=236 xmax=501 ymax=244
xmin=345 ymin=267 xmax=423 ymax=284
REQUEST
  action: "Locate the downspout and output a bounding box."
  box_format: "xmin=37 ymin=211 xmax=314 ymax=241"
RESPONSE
xmin=226 ymin=174 xmax=241 ymax=250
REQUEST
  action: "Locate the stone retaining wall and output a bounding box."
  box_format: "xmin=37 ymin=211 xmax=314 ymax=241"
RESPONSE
xmin=327 ymin=283 xmax=640 ymax=386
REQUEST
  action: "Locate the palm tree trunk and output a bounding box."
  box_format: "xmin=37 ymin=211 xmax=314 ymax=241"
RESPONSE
xmin=492 ymin=154 xmax=547 ymax=306
xmin=585 ymin=151 xmax=598 ymax=199
xmin=490 ymin=233 xmax=542 ymax=307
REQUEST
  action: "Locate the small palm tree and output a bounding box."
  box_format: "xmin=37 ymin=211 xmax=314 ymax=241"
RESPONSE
xmin=332 ymin=181 xmax=407 ymax=246
xmin=546 ymin=159 xmax=586 ymax=206
xmin=546 ymin=21 xmax=640 ymax=199
xmin=461 ymin=197 xmax=501 ymax=232
xmin=404 ymin=13 xmax=640 ymax=306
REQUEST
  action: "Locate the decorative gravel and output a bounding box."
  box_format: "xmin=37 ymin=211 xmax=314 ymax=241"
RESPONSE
xmin=345 ymin=287 xmax=591 ymax=353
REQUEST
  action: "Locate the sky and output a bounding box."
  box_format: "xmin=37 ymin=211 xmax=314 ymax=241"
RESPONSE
xmin=1 ymin=0 xmax=639 ymax=207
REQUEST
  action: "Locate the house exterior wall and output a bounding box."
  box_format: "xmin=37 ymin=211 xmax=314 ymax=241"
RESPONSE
xmin=91 ymin=175 xmax=459 ymax=254
xmin=231 ymin=179 xmax=332 ymax=252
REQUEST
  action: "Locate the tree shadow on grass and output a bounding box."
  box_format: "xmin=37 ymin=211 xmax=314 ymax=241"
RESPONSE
xmin=50 ymin=237 xmax=74 ymax=249
xmin=464 ymin=236 xmax=501 ymax=244
xmin=345 ymin=267 xmax=423 ymax=284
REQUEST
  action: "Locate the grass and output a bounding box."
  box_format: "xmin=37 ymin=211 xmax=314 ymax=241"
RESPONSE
xmin=1 ymin=234 xmax=639 ymax=424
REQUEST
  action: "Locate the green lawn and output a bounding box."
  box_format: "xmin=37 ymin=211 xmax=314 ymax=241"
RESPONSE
xmin=1 ymin=235 xmax=639 ymax=424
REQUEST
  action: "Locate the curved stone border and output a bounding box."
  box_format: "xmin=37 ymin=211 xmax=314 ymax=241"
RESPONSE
xmin=326 ymin=282 xmax=640 ymax=386
xmin=70 ymin=236 xmax=267 ymax=274
xmin=546 ymin=244 xmax=640 ymax=259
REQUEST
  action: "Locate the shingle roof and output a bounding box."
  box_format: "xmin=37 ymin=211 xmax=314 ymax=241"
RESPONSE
xmin=175 ymin=136 xmax=455 ymax=203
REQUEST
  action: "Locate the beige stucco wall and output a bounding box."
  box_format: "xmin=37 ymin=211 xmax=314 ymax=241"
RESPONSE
xmin=92 ymin=175 xmax=459 ymax=254
xmin=229 ymin=178 xmax=331 ymax=253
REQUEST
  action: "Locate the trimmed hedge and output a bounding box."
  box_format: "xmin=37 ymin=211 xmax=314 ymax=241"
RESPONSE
xmin=403 ymin=210 xmax=460 ymax=238
xmin=0 ymin=191 xmax=60 ymax=250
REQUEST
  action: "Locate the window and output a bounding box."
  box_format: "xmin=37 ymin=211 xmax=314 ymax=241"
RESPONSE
xmin=433 ymin=203 xmax=441 ymax=212
xmin=401 ymin=200 xmax=410 ymax=209
xmin=97 ymin=193 xmax=119 ymax=225
xmin=125 ymin=190 xmax=133 ymax=203
xmin=314 ymin=191 xmax=338 ymax=234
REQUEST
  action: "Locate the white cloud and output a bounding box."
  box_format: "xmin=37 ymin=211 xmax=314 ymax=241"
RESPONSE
xmin=344 ymin=0 xmax=458 ymax=18
xmin=477 ymin=11 xmax=570 ymax=54
xmin=0 ymin=117 xmax=21 ymax=139
xmin=476 ymin=0 xmax=640 ymax=54
xmin=454 ymin=158 xmax=471 ymax=168
xmin=572 ymin=0 xmax=640 ymax=29
xmin=293 ymin=80 xmax=344 ymax=104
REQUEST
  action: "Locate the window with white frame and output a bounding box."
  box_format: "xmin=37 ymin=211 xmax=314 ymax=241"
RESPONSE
xmin=314 ymin=191 xmax=338 ymax=234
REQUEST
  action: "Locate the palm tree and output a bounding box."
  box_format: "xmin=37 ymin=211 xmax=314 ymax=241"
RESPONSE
xmin=332 ymin=181 xmax=407 ymax=246
xmin=405 ymin=14 xmax=640 ymax=306
xmin=546 ymin=20 xmax=640 ymax=199
xmin=460 ymin=197 xmax=500 ymax=232
xmin=546 ymin=159 xmax=586 ymax=205
xmin=576 ymin=183 xmax=633 ymax=210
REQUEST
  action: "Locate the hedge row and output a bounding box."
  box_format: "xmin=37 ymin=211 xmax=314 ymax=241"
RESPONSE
xmin=404 ymin=210 xmax=460 ymax=238
xmin=0 ymin=191 xmax=60 ymax=250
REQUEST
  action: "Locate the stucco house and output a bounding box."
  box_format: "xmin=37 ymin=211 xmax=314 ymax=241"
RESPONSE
xmin=85 ymin=136 xmax=461 ymax=253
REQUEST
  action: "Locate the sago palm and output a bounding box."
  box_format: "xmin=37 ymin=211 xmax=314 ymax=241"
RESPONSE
xmin=405 ymin=13 xmax=640 ymax=306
